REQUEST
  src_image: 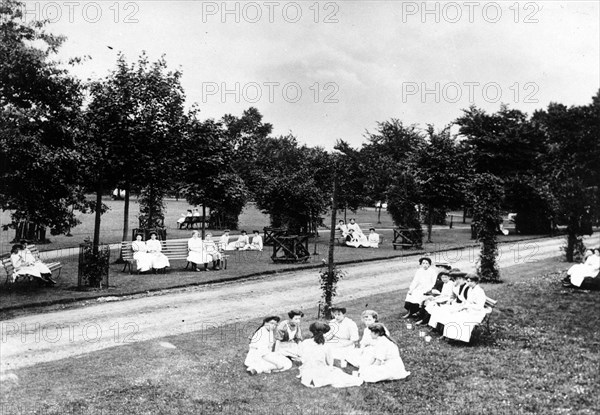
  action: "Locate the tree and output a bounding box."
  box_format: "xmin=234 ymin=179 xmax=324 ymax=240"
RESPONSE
xmin=455 ymin=105 xmax=551 ymax=234
xmin=251 ymin=135 xmax=332 ymax=234
xmin=533 ymin=91 xmax=600 ymax=261
xmin=414 ymin=125 xmax=464 ymax=242
xmin=86 ymin=53 xmax=185 ymax=249
xmin=0 ymin=0 xmax=89 ymax=242
xmin=470 ymin=174 xmax=504 ymax=282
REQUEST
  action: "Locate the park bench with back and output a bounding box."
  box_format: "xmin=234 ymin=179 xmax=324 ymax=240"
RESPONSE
xmin=1 ymin=245 xmax=62 ymax=285
xmin=120 ymin=238 xmax=228 ymax=274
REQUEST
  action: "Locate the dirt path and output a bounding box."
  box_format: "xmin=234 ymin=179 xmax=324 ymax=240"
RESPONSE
xmin=0 ymin=237 xmax=567 ymax=372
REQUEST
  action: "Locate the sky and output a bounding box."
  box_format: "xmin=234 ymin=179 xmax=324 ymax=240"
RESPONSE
xmin=24 ymin=0 xmax=600 ymax=149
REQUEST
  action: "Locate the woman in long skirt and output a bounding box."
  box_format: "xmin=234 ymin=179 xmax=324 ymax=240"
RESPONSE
xmin=244 ymin=316 xmax=292 ymax=375
xmin=146 ymin=232 xmax=170 ymax=271
xmin=298 ymin=321 xmax=363 ymax=388
xmin=132 ymin=234 xmax=153 ymax=273
xmin=359 ymin=323 xmax=410 ymax=383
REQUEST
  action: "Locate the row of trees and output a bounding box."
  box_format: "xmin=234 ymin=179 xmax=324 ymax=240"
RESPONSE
xmin=1 ymin=0 xmax=598 ymax=279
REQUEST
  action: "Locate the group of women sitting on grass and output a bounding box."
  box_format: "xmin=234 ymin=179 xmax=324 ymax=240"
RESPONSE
xmin=336 ymin=219 xmax=381 ymax=248
xmin=562 ymin=248 xmax=600 ymax=290
xmin=244 ymin=307 xmax=410 ymax=388
xmin=402 ymin=257 xmax=490 ymax=343
xmin=9 ymin=241 xmax=56 ymax=285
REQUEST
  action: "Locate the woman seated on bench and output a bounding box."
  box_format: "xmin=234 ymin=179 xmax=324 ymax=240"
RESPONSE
xmin=402 ymin=257 xmax=438 ymax=319
xmin=10 ymin=244 xmax=55 ymax=285
xmin=203 ymin=232 xmax=222 ymax=270
xmin=20 ymin=240 xmax=54 ymax=278
xmin=132 ymin=234 xmax=153 ymax=273
xmin=177 ymin=210 xmax=193 ymax=228
xmin=146 ymin=232 xmax=170 ymax=272
xmin=438 ymin=274 xmax=488 ymax=343
xmin=335 ymin=220 xmax=349 ymax=238
xmin=564 ymin=248 xmax=600 ymax=288
xmin=187 ymin=230 xmax=208 ymax=272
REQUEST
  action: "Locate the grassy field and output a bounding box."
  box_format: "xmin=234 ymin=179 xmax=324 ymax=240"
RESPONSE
xmin=2 ymin=258 xmax=598 ymax=414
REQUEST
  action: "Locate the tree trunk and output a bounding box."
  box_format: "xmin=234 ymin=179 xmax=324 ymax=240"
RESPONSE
xmin=201 ymin=205 xmax=206 ymax=239
xmin=116 ymin=182 xmax=131 ymax=263
xmin=325 ymin=175 xmax=338 ymax=320
xmin=93 ymin=182 xmax=103 ymax=254
xmin=377 ymin=206 xmax=382 ymax=224
xmin=427 ymin=204 xmax=433 ymax=243
xmin=148 ymin=186 xmax=154 ymax=229
xmin=463 ymin=205 xmax=467 ymax=224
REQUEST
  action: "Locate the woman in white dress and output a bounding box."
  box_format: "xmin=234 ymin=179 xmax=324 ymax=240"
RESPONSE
xmin=335 ymin=220 xmax=349 ymax=238
xmin=245 ymin=230 xmax=263 ymax=251
xmin=9 ymin=244 xmax=54 ymax=285
xmin=366 ymin=228 xmax=381 ymax=248
xmin=298 ymin=321 xmax=363 ymax=388
xmin=20 ymin=240 xmax=52 ymax=276
xmin=146 ymin=232 xmax=170 ymax=272
xmin=187 ymin=231 xmax=207 ymax=272
xmin=245 ymin=316 xmax=293 ymax=375
xmin=566 ymin=248 xmax=600 ymax=287
xmin=402 ymin=257 xmax=438 ymax=318
xmin=227 ymin=230 xmax=250 ymax=250
xmin=359 ymin=323 xmax=410 ymax=383
xmin=346 ymin=310 xmax=390 ymax=368
xmin=441 ymin=275 xmax=488 ymax=343
xmin=132 ymin=234 xmax=153 ymax=273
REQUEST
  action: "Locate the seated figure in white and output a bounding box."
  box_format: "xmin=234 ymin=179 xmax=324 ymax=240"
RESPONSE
xmin=298 ymin=321 xmax=363 ymax=388
xmin=274 ymin=310 xmax=304 ymax=360
xmin=20 ymin=240 xmax=52 ymax=276
xmin=245 ymin=230 xmax=263 ymax=251
xmin=219 ymin=230 xmax=230 ymax=251
xmin=428 ymin=272 xmax=468 ymax=329
xmin=566 ymin=248 xmax=600 ymax=287
xmin=358 ymin=323 xmax=410 ymax=383
xmin=203 ymin=232 xmax=222 ymax=270
xmin=437 ymin=274 xmax=490 ymax=343
xmin=325 ymin=306 xmax=359 ymax=362
xmin=402 ymin=257 xmax=438 ymax=318
xmin=366 ymin=228 xmax=381 ymax=248
xmin=346 ymin=310 xmax=390 ymax=368
xmin=245 ymin=316 xmax=292 ymax=375
xmin=177 ymin=209 xmax=193 ymax=228
xmin=227 ymin=230 xmax=250 ymax=250
xmin=132 ymin=234 xmax=153 ymax=273
xmin=146 ymin=232 xmax=170 ymax=272
xmin=335 ymin=220 xmax=349 ymax=239
xmin=187 ymin=231 xmax=208 ymax=271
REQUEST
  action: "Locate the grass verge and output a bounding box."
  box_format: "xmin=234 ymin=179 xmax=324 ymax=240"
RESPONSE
xmin=1 ymin=259 xmax=598 ymax=414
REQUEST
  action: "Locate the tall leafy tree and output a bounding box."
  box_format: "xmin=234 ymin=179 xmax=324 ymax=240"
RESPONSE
xmin=86 ymin=53 xmax=185 ymax=248
xmin=0 ymin=0 xmax=88 ymax=242
xmin=533 ymin=91 xmax=600 ymax=261
xmin=414 ymin=125 xmax=465 ymax=242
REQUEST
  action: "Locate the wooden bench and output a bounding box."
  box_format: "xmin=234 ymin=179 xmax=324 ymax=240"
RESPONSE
xmin=28 ymin=245 xmax=63 ymax=279
xmin=1 ymin=257 xmax=45 ymax=285
xmin=481 ymin=296 xmax=498 ymax=333
xmin=121 ymin=239 xmax=229 ymax=274
xmin=178 ymin=216 xmax=209 ymax=230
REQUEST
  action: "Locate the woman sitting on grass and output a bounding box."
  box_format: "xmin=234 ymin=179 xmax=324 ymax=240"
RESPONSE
xmin=346 ymin=310 xmax=390 ymax=369
xmin=275 ymin=310 xmax=304 ymax=360
xmin=359 ymin=323 xmax=410 ymax=383
xmin=325 ymin=306 xmax=360 ymax=363
xmin=146 ymin=232 xmax=170 ymax=273
xmin=227 ymin=230 xmax=250 ymax=250
xmin=298 ymin=321 xmax=363 ymax=388
xmin=245 ymin=316 xmax=292 ymax=375
xmin=132 ymin=234 xmax=153 ymax=273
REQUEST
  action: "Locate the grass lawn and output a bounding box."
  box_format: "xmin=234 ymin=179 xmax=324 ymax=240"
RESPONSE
xmin=2 ymin=259 xmax=598 ymax=414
